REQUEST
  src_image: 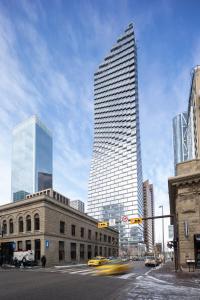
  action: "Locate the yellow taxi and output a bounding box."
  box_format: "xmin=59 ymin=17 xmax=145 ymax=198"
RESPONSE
xmin=96 ymin=258 xmax=132 ymax=275
xmin=87 ymin=256 xmax=108 ymax=267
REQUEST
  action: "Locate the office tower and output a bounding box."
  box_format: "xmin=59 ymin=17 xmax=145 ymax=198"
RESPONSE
xmin=172 ymin=112 xmax=188 ymax=174
xmin=87 ymin=24 xmax=143 ymax=253
xmin=70 ymin=199 xmax=85 ymax=213
xmin=11 ymin=116 xmax=53 ymax=202
xmin=187 ymin=66 xmax=200 ymax=160
xmin=143 ymin=180 xmax=154 ymax=252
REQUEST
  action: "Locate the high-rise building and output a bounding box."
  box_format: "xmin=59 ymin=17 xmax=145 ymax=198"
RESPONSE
xmin=87 ymin=24 xmax=143 ymax=252
xmin=70 ymin=199 xmax=85 ymax=213
xmin=172 ymin=112 xmax=188 ymax=174
xmin=11 ymin=116 xmax=53 ymax=202
xmin=143 ymin=180 xmax=154 ymax=252
xmin=187 ymin=66 xmax=200 ymax=160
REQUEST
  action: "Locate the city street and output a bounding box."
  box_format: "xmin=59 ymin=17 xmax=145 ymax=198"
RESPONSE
xmin=0 ymin=262 xmax=200 ymax=299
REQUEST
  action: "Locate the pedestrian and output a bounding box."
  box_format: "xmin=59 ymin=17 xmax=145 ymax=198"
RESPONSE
xmin=41 ymin=255 xmax=46 ymax=268
xmin=22 ymin=257 xmax=26 ymax=268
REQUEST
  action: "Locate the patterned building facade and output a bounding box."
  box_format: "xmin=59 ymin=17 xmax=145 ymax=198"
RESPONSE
xmin=87 ymin=24 xmax=143 ymax=252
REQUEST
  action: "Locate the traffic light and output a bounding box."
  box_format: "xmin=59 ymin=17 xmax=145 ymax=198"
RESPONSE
xmin=167 ymin=241 xmax=177 ymax=249
xmin=98 ymin=222 xmax=108 ymax=228
xmin=129 ymin=218 xmax=143 ymax=224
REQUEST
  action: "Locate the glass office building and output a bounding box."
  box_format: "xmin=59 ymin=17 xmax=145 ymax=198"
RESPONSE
xmin=172 ymin=112 xmax=188 ymax=174
xmin=87 ymin=24 xmax=143 ymax=252
xmin=11 ymin=116 xmax=53 ymax=202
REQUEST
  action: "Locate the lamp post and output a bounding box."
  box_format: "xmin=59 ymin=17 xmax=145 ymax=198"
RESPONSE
xmin=159 ymin=205 xmax=165 ymax=262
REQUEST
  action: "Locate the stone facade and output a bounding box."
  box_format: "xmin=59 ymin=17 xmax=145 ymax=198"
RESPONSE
xmin=0 ymin=194 xmax=118 ymax=266
xmin=168 ymin=159 xmax=200 ymax=268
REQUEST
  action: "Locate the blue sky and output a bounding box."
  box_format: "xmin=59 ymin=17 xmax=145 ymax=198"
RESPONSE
xmin=0 ymin=0 xmax=200 ymax=242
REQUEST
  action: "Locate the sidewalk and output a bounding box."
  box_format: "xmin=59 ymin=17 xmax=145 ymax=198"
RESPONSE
xmin=151 ymin=261 xmax=200 ymax=288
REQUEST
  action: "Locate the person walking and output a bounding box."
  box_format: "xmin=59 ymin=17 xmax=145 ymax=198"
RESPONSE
xmin=41 ymin=255 xmax=46 ymax=268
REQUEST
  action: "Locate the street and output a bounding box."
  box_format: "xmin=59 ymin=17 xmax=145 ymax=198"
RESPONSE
xmin=0 ymin=262 xmax=200 ymax=299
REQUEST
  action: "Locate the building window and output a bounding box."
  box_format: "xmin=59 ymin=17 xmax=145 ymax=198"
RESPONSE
xmin=108 ymin=236 xmax=111 ymax=243
xmin=100 ymin=233 xmax=102 ymax=242
xmin=19 ymin=217 xmax=23 ymax=233
xmin=71 ymin=243 xmax=76 ymax=260
xmin=71 ymin=225 xmax=76 ymax=236
xmin=88 ymin=245 xmax=92 ymax=259
xmin=95 ymin=245 xmax=98 ymax=256
xmin=80 ymin=244 xmax=85 ymax=260
xmin=9 ymin=219 xmax=14 ymax=234
xmin=34 ymin=214 xmax=40 ymax=230
xmin=60 ymin=221 xmax=65 ymax=234
xmin=18 ymin=241 xmax=23 ymax=251
xmin=88 ymin=229 xmax=91 ymax=240
xmin=112 ymin=237 xmax=115 ymax=244
xmin=26 ymin=215 xmax=31 ymax=232
xmin=108 ymin=248 xmax=111 ymax=256
xmin=2 ymin=220 xmax=7 ymax=235
xmin=95 ymin=232 xmax=98 ymax=241
xmin=26 ymin=240 xmax=31 ymax=251
xmin=104 ymin=235 xmax=107 ymax=242
xmin=104 ymin=247 xmax=107 ymax=257
xmin=99 ymin=246 xmax=102 ymax=256
xmin=35 ymin=239 xmax=41 ymax=260
xmin=80 ymin=227 xmax=84 ymax=238
xmin=59 ymin=241 xmax=65 ymax=261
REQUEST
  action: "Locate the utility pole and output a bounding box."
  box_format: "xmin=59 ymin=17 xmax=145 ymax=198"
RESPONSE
xmin=159 ymin=205 xmax=165 ymax=262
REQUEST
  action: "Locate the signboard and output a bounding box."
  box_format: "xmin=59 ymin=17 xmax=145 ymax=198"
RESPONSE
xmin=168 ymin=225 xmax=174 ymax=239
xmin=129 ymin=218 xmax=143 ymax=224
xmin=45 ymin=240 xmax=49 ymax=248
xmin=109 ymin=219 xmax=116 ymax=226
xmin=121 ymin=216 xmax=129 ymax=223
xmin=98 ymin=222 xmax=108 ymax=228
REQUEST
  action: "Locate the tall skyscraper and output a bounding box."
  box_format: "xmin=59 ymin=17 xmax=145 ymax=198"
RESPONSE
xmin=11 ymin=116 xmax=53 ymax=202
xmin=172 ymin=112 xmax=188 ymax=174
xmin=143 ymin=180 xmax=154 ymax=252
xmin=70 ymin=199 xmax=85 ymax=213
xmin=187 ymin=65 xmax=200 ymax=160
xmin=87 ymin=24 xmax=143 ymax=253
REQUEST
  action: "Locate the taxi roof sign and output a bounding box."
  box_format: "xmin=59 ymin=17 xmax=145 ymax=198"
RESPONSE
xmin=98 ymin=222 xmax=109 ymax=228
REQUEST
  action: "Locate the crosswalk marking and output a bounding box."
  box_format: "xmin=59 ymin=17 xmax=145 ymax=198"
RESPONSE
xmin=117 ymin=273 xmax=134 ymax=279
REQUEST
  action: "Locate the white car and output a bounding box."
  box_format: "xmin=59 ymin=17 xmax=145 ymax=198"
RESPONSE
xmin=13 ymin=250 xmax=35 ymax=264
xmin=144 ymin=256 xmax=159 ymax=267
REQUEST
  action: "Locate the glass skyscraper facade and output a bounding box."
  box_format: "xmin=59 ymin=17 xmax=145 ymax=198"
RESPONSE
xmin=87 ymin=24 xmax=143 ymax=252
xmin=172 ymin=112 xmax=188 ymax=174
xmin=11 ymin=116 xmax=53 ymax=202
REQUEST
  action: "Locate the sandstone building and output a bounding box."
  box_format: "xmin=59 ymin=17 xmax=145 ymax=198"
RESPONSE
xmin=169 ymin=160 xmax=200 ymax=269
xmin=0 ymin=189 xmax=118 ymax=266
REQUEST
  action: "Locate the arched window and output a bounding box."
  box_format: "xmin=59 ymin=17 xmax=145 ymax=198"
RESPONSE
xmin=19 ymin=217 xmax=23 ymax=232
xmin=26 ymin=215 xmax=31 ymax=232
xmin=9 ymin=219 xmax=14 ymax=234
xmin=2 ymin=220 xmax=7 ymax=235
xmin=34 ymin=214 xmax=40 ymax=230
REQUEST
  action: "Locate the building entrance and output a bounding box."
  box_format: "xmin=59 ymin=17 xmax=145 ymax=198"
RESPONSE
xmin=0 ymin=242 xmax=14 ymax=264
xmin=194 ymin=234 xmax=200 ymax=268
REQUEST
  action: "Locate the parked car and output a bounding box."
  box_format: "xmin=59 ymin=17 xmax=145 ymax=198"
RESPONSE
xmin=144 ymin=256 xmax=159 ymax=267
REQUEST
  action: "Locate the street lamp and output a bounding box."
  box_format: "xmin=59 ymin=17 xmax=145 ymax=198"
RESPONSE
xmin=159 ymin=205 xmax=165 ymax=262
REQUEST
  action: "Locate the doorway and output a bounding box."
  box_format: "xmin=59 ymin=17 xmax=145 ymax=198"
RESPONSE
xmin=194 ymin=234 xmax=200 ymax=268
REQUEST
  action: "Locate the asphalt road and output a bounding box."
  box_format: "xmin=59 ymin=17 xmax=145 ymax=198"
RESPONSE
xmin=0 ymin=268 xmax=130 ymax=300
xmin=1 ymin=262 xmax=200 ymax=300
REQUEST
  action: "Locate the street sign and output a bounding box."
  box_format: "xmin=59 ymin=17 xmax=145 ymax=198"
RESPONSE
xmin=98 ymin=222 xmax=108 ymax=228
xmin=121 ymin=215 xmax=129 ymax=223
xmin=129 ymin=217 xmax=143 ymax=224
xmin=168 ymin=225 xmax=174 ymax=239
xmin=109 ymin=219 xmax=116 ymax=226
xmin=45 ymin=240 xmax=49 ymax=248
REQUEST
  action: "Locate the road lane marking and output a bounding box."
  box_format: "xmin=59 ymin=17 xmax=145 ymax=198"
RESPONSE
xmin=117 ymin=273 xmax=134 ymax=279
